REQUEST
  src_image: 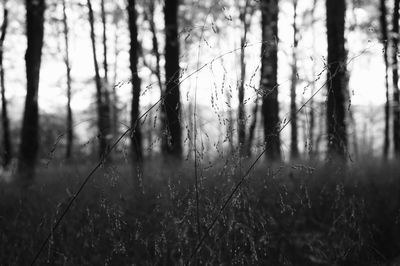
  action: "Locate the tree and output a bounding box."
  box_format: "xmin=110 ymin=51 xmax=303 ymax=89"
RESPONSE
xmin=290 ymin=0 xmax=299 ymax=159
xmin=17 ymin=0 xmax=45 ymax=180
xmin=237 ymin=0 xmax=250 ymax=156
xmin=260 ymin=0 xmax=281 ymax=161
xmin=62 ymin=0 xmax=73 ymax=160
xmin=392 ymin=0 xmax=400 ymax=157
xmin=326 ymin=0 xmax=347 ymax=160
xmin=163 ymin=0 xmax=182 ymax=158
xmin=308 ymin=0 xmax=318 ymax=159
xmin=0 ymin=3 xmax=11 ymax=167
xmin=380 ymin=0 xmax=390 ymax=159
xmin=127 ymin=0 xmax=143 ymax=163
xmin=237 ymin=0 xmax=255 ymax=157
xmin=101 ymin=0 xmax=108 ymax=84
xmin=87 ymin=0 xmax=112 ymax=159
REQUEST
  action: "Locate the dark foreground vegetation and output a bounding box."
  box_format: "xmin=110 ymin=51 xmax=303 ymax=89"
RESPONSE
xmin=1 ymin=159 xmax=400 ymax=265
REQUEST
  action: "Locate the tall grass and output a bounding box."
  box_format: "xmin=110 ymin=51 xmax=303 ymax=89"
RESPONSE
xmin=1 ymin=159 xmax=400 ymax=265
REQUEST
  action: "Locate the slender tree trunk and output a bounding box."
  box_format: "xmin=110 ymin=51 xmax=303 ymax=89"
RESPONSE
xmin=128 ymin=0 xmax=143 ymax=163
xmin=101 ymin=0 xmax=108 ymax=83
xmin=145 ymin=2 xmax=166 ymax=149
xmin=261 ymin=0 xmax=281 ymax=161
xmin=100 ymin=0 xmax=112 ymax=144
xmin=226 ymin=87 xmax=234 ymax=153
xmin=326 ymin=0 xmax=347 ymax=160
xmin=147 ymin=2 xmax=163 ymax=94
xmin=237 ymin=0 xmax=250 ymax=156
xmin=62 ymin=0 xmax=73 ymax=160
xmin=290 ymin=0 xmax=299 ymax=159
xmin=111 ymin=21 xmax=119 ymax=137
xmin=17 ymin=0 xmax=45 ymax=180
xmin=392 ymin=0 xmax=400 ymax=157
xmin=87 ymin=0 xmax=111 ymax=159
xmin=380 ymin=0 xmax=390 ymax=159
xmin=308 ymin=0 xmax=318 ymax=159
xmin=163 ymin=0 xmax=182 ymax=158
xmin=246 ymin=97 xmax=259 ymax=157
xmin=0 ymin=4 xmax=11 ymax=168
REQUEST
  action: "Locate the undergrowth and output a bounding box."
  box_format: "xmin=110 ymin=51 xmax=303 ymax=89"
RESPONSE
xmin=0 ymin=159 xmax=400 ymax=265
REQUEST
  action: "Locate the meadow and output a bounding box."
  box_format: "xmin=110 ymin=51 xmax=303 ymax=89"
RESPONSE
xmin=1 ymin=158 xmax=400 ymax=265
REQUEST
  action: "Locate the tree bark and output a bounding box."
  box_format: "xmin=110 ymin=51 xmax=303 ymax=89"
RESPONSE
xmin=0 ymin=4 xmax=11 ymax=168
xmin=128 ymin=0 xmax=143 ymax=163
xmin=261 ymin=0 xmax=281 ymax=161
xmin=326 ymin=0 xmax=347 ymax=160
xmin=380 ymin=0 xmax=390 ymax=159
xmin=101 ymin=0 xmax=108 ymax=83
xmin=111 ymin=17 xmax=119 ymax=138
xmin=246 ymin=97 xmax=259 ymax=157
xmin=163 ymin=0 xmax=182 ymax=158
xmin=17 ymin=0 xmax=45 ymax=180
xmin=237 ymin=0 xmax=250 ymax=156
xmin=290 ymin=0 xmax=299 ymax=159
xmin=392 ymin=0 xmax=400 ymax=157
xmin=146 ymin=2 xmax=163 ymax=94
xmin=62 ymin=0 xmax=73 ymax=160
xmin=308 ymin=0 xmax=318 ymax=159
xmin=145 ymin=2 xmax=166 ymax=148
xmin=87 ymin=0 xmax=111 ymax=159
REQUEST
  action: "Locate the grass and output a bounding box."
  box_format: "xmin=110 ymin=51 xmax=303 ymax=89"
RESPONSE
xmin=1 ymin=158 xmax=400 ymax=265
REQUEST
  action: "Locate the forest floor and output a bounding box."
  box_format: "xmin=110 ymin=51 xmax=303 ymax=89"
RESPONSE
xmin=1 ymin=158 xmax=400 ymax=265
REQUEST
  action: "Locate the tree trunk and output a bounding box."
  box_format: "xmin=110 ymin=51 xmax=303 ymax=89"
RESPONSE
xmin=392 ymin=0 xmax=400 ymax=157
xmin=0 ymin=5 xmax=11 ymax=168
xmin=111 ymin=19 xmax=119 ymax=138
xmin=308 ymin=0 xmax=318 ymax=159
xmin=87 ymin=0 xmax=111 ymax=159
xmin=17 ymin=0 xmax=45 ymax=180
xmin=163 ymin=0 xmax=182 ymax=158
xmin=62 ymin=0 xmax=73 ymax=160
xmin=237 ymin=0 xmax=249 ymax=156
xmin=238 ymin=0 xmax=254 ymax=157
xmin=146 ymin=2 xmax=166 ymax=149
xmin=147 ymin=2 xmax=163 ymax=94
xmin=128 ymin=0 xmax=143 ymax=163
xmin=290 ymin=0 xmax=299 ymax=159
xmin=326 ymin=0 xmax=347 ymax=160
xmin=261 ymin=0 xmax=281 ymax=161
xmin=246 ymin=97 xmax=259 ymax=157
xmin=101 ymin=0 xmax=108 ymax=83
xmin=380 ymin=0 xmax=390 ymax=159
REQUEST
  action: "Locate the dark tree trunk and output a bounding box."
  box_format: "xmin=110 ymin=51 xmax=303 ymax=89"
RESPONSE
xmin=62 ymin=0 xmax=73 ymax=160
xmin=237 ymin=1 xmax=248 ymax=156
xmin=380 ymin=0 xmax=390 ymax=159
xmin=226 ymin=88 xmax=234 ymax=152
xmin=111 ymin=10 xmax=120 ymax=138
xmin=290 ymin=0 xmax=299 ymax=159
xmin=246 ymin=98 xmax=259 ymax=157
xmin=17 ymin=0 xmax=45 ymax=180
xmin=163 ymin=0 xmax=182 ymax=158
xmin=308 ymin=0 xmax=318 ymax=159
xmin=326 ymin=0 xmax=347 ymax=160
xmin=392 ymin=0 xmax=400 ymax=157
xmin=128 ymin=0 xmax=143 ymax=163
xmin=261 ymin=0 xmax=281 ymax=161
xmin=0 ymin=5 xmax=11 ymax=167
xmin=101 ymin=0 xmax=108 ymax=83
xmin=87 ymin=0 xmax=111 ymax=159
xmin=238 ymin=0 xmax=253 ymax=156
xmin=145 ymin=2 xmax=166 ymax=147
xmin=147 ymin=2 xmax=163 ymax=94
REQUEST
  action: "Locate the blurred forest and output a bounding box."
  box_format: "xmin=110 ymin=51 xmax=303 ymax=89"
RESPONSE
xmin=1 ymin=0 xmax=400 ymax=265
